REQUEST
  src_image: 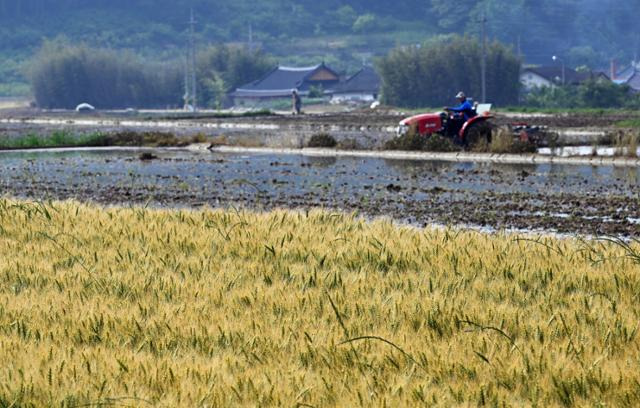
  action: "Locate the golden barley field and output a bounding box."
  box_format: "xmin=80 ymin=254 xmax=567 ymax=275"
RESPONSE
xmin=0 ymin=199 xmax=639 ymax=407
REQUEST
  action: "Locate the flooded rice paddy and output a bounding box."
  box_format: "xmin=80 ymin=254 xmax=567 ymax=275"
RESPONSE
xmin=0 ymin=147 xmax=638 ymax=236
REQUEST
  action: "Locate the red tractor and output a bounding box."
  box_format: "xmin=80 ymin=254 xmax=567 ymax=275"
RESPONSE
xmin=397 ymin=106 xmax=494 ymax=147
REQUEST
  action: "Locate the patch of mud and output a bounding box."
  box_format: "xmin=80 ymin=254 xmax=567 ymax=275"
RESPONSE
xmin=0 ymin=149 xmax=638 ymax=236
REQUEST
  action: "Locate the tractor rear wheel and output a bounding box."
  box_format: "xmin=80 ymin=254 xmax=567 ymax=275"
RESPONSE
xmin=464 ymin=121 xmax=493 ymax=150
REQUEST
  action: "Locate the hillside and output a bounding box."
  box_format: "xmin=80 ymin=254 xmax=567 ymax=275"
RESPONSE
xmin=0 ymin=0 xmax=638 ymax=96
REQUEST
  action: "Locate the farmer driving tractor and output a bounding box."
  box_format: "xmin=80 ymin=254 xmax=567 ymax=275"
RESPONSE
xmin=445 ymin=91 xmax=476 ymax=139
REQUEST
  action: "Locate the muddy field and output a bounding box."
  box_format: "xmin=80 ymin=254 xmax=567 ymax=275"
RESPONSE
xmin=0 ymin=148 xmax=638 ymax=236
xmin=190 ymin=110 xmax=638 ymax=129
xmin=2 ymin=109 xmax=637 ymax=151
xmin=3 ymin=108 xmax=638 ymax=128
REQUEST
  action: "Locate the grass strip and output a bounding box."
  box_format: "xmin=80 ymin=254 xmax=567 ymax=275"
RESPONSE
xmin=615 ymin=119 xmax=640 ymax=128
xmin=0 ymin=131 xmax=207 ymax=150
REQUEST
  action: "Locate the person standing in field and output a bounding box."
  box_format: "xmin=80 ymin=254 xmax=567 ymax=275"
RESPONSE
xmin=292 ymin=89 xmax=302 ymax=115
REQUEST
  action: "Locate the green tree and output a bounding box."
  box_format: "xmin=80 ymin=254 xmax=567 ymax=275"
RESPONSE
xmin=352 ymin=14 xmax=378 ymax=34
xmin=523 ymin=80 xmax=639 ymax=109
xmin=430 ymin=0 xmax=476 ymax=30
xmin=377 ymin=35 xmax=520 ymax=108
xmin=335 ymin=6 xmax=357 ymax=29
xmin=308 ymin=84 xmax=324 ymax=98
xmin=196 ymin=45 xmax=273 ymax=108
xmin=567 ymin=46 xmax=602 ymax=69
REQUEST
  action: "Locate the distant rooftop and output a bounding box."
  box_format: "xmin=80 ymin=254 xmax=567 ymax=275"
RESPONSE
xmin=522 ymin=66 xmax=591 ymax=84
xmin=278 ymin=65 xmax=321 ymax=72
xmin=333 ymin=66 xmax=381 ymax=94
xmin=625 ymin=70 xmax=640 ymax=92
xmin=231 ymin=63 xmax=340 ymax=98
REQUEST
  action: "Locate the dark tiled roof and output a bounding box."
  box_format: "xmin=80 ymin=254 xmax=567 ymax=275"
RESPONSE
xmin=522 ymin=66 xmax=591 ymax=85
xmin=333 ymin=66 xmax=381 ymax=94
xmin=591 ymin=71 xmax=610 ymax=80
xmin=231 ymin=63 xmax=339 ymax=98
xmin=615 ymin=65 xmax=636 ymax=81
xmin=626 ymin=71 xmax=640 ymax=91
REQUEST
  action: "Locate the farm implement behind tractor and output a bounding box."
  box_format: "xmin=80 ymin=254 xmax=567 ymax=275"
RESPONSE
xmin=396 ymin=105 xmax=549 ymax=149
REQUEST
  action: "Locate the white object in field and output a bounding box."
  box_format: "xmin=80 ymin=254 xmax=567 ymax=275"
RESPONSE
xmin=75 ymin=103 xmax=95 ymax=112
xmin=370 ymin=101 xmax=381 ymax=109
xmin=476 ymin=103 xmax=492 ymax=115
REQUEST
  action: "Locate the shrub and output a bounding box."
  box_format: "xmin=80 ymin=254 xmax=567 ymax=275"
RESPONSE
xmin=613 ymin=130 xmax=639 ymax=157
xmin=627 ymin=132 xmax=639 ymax=157
xmin=188 ymin=133 xmax=208 ymax=144
xmin=423 ymin=134 xmax=460 ymax=152
xmin=488 ymin=127 xmax=536 ymax=154
xmin=385 ymin=131 xmax=460 ymax=152
xmin=139 ymin=152 xmax=158 ymax=161
xmin=308 ymin=85 xmax=324 ymax=98
xmin=336 ymin=138 xmax=361 ymax=150
xmin=307 ymin=133 xmax=337 ymax=148
xmin=384 ymin=131 xmax=425 ymax=151
xmin=488 ymin=127 xmax=514 ymax=153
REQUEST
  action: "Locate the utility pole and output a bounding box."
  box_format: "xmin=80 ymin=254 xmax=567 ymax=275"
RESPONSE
xmin=184 ymin=8 xmax=197 ymax=112
xmin=184 ymin=55 xmax=189 ymax=108
xmin=480 ymin=12 xmax=487 ymax=103
xmin=552 ymin=55 xmax=565 ymax=86
xmin=248 ymin=22 xmax=254 ymax=52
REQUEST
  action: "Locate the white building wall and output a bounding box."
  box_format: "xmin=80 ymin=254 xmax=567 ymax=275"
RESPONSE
xmin=520 ymin=72 xmax=553 ymax=91
xmin=330 ymin=93 xmax=377 ymax=104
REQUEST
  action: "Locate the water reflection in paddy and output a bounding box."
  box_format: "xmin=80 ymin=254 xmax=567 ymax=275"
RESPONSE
xmin=0 ymin=148 xmax=638 ymax=235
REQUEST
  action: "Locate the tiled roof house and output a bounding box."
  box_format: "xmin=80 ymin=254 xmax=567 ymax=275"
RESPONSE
xmin=520 ymin=66 xmax=595 ymax=90
xmin=612 ymin=63 xmax=640 ymax=92
xmin=331 ymin=66 xmax=381 ymax=103
xmin=231 ymin=63 xmax=340 ymax=104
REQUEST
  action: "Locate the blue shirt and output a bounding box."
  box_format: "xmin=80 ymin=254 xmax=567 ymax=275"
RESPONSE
xmin=448 ymin=100 xmax=475 ymax=120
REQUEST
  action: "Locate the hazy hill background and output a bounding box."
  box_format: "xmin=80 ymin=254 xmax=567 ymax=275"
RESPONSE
xmin=1 ymin=0 xmax=639 ymax=97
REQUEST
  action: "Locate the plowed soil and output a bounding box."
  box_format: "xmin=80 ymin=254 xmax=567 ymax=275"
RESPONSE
xmin=1 ymin=148 xmax=637 ymax=236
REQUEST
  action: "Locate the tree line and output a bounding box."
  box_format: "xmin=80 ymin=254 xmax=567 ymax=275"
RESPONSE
xmin=377 ymin=36 xmax=640 ymax=109
xmin=2 ymin=0 xmax=638 ymax=66
xmin=4 ymin=1 xmax=640 ymax=99
xmin=29 ymin=41 xmax=181 ymax=109
xmin=28 ymin=39 xmax=272 ymax=109
xmin=28 ymin=36 xmax=639 ymax=110
xmin=32 ymin=35 xmax=521 ymax=110
xmin=523 ymin=81 xmax=640 ymax=110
